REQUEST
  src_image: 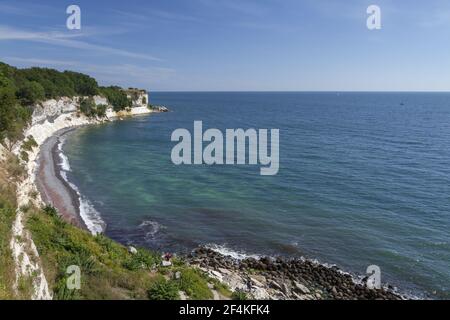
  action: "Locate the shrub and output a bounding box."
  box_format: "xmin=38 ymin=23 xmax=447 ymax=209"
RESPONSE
xmin=147 ymin=278 xmax=179 ymax=300
xmin=176 ymin=268 xmax=213 ymax=300
xmin=20 ymin=150 xmax=29 ymax=162
xmin=53 ymin=277 xmax=79 ymax=300
xmin=42 ymin=205 xmax=59 ymax=219
xmin=96 ymin=104 xmax=107 ymax=117
xmin=0 ymin=85 xmax=31 ymax=147
xmin=22 ymin=136 xmax=38 ymax=151
xmin=100 ymin=86 xmax=132 ymax=112
xmin=123 ymin=248 xmax=160 ymax=271
xmin=79 ymin=97 xmax=96 ymax=117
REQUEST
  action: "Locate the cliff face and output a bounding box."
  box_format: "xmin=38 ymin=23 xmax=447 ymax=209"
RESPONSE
xmin=31 ymin=91 xmax=150 ymax=126
xmin=129 ymin=91 xmax=149 ymax=108
xmin=31 ymin=97 xmax=79 ymax=125
xmin=7 ymin=92 xmax=153 ymax=300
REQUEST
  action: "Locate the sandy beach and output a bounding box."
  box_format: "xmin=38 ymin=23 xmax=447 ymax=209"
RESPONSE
xmin=35 ymin=128 xmax=87 ymax=230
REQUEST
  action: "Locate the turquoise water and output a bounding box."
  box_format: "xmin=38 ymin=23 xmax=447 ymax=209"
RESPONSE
xmin=63 ymin=92 xmax=450 ymax=298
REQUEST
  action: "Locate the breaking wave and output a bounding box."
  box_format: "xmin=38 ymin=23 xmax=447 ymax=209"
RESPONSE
xmin=57 ymin=138 xmax=106 ymax=235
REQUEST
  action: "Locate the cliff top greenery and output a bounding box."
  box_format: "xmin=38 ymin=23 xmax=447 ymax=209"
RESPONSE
xmin=0 ymin=62 xmax=138 ymax=147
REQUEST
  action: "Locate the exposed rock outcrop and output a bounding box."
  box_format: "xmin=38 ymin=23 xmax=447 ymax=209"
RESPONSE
xmin=9 ymin=93 xmax=155 ymax=300
xmin=188 ymin=247 xmax=405 ymax=300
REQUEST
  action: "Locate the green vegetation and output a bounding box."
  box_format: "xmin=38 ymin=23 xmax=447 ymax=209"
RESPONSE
xmin=147 ymin=277 xmax=180 ymax=300
xmin=212 ymin=278 xmax=233 ymax=298
xmin=0 ymin=62 xmax=100 ymax=147
xmin=27 ymin=206 xmax=157 ymax=299
xmin=99 ymin=86 xmax=132 ymax=112
xmin=175 ymin=268 xmax=213 ymax=300
xmin=122 ymin=247 xmax=160 ymax=271
xmin=26 ymin=203 xmax=224 ymax=300
xmin=0 ymin=154 xmax=23 ymax=299
xmin=0 ymin=151 xmax=225 ymax=300
xmin=0 ymin=62 xmax=226 ymax=301
xmin=0 ymin=85 xmax=31 ymax=149
xmin=17 ymin=81 xmax=45 ymax=106
xmin=63 ymin=71 xmax=99 ymax=96
xmin=96 ymin=104 xmax=108 ymax=118
xmin=21 ymin=136 xmax=38 ymax=151
xmin=79 ymin=98 xmax=107 ymax=118
xmin=0 ymin=61 xmax=149 ymax=147
xmin=0 ymin=62 xmax=100 ymax=104
xmin=20 ymin=136 xmax=38 ymax=162
xmin=0 ymin=193 xmax=16 ymax=300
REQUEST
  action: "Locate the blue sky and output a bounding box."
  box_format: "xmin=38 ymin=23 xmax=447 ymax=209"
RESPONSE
xmin=1 ymin=0 xmax=449 ymax=91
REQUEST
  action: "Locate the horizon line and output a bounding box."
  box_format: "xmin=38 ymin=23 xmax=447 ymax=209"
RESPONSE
xmin=149 ymin=90 xmax=450 ymax=93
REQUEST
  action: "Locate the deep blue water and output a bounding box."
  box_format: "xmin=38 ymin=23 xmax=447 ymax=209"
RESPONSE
xmin=63 ymin=92 xmax=450 ymax=299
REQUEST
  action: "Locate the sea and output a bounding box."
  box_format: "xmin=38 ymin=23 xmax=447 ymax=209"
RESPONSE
xmin=60 ymin=92 xmax=450 ymax=299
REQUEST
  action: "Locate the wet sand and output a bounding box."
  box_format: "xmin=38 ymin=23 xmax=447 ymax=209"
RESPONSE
xmin=36 ymin=128 xmax=87 ymax=230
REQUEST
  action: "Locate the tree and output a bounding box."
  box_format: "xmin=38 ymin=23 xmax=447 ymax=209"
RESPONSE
xmin=100 ymin=86 xmax=132 ymax=112
xmin=96 ymin=104 xmax=107 ymax=117
xmin=17 ymin=81 xmax=45 ymax=105
xmin=0 ymin=85 xmax=31 ymax=149
xmin=79 ymin=97 xmax=96 ymax=117
xmin=64 ymin=71 xmax=99 ymax=96
xmin=79 ymin=99 xmax=107 ymax=118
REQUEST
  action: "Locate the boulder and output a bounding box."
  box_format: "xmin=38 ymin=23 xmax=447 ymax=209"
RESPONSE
xmin=128 ymin=246 xmax=138 ymax=254
xmin=293 ymin=281 xmax=310 ymax=294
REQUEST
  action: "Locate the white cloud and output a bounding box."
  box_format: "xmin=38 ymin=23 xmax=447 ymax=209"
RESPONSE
xmin=0 ymin=2 xmax=56 ymax=17
xmin=1 ymin=56 xmax=77 ymax=67
xmin=0 ymin=25 xmax=162 ymax=61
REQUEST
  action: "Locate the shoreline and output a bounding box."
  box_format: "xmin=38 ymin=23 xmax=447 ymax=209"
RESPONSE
xmin=36 ymin=126 xmax=107 ymax=234
xmin=188 ymin=247 xmax=407 ymax=300
xmin=36 ymin=125 xmax=409 ymax=300
xmin=29 ymin=108 xmax=409 ymax=300
xmin=10 ymin=104 xmax=157 ymax=300
xmin=34 ymin=113 xmax=157 ymax=234
xmin=36 ymin=127 xmax=88 ymax=230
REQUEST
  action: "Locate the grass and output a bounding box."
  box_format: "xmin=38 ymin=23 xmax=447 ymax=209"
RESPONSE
xmin=0 ymin=153 xmax=21 ymax=299
xmin=0 ymin=151 xmax=229 ymax=300
xmin=172 ymin=267 xmax=213 ymax=300
xmin=26 ymin=205 xmax=223 ymax=300
xmin=27 ymin=206 xmax=160 ymax=299
xmin=147 ymin=277 xmax=180 ymax=300
xmin=212 ymin=278 xmax=233 ymax=298
xmin=0 ymin=196 xmax=16 ymax=299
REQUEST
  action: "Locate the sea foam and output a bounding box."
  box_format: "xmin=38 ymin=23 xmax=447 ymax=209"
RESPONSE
xmin=205 ymin=244 xmax=260 ymax=260
xmin=139 ymin=220 xmax=165 ymax=240
xmin=57 ymin=138 xmax=71 ymax=171
xmin=57 ymin=138 xmax=106 ymax=235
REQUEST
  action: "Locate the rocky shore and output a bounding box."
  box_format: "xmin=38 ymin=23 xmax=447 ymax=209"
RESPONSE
xmin=188 ymin=247 xmax=405 ymax=300
xmin=9 ymin=93 xmax=158 ymax=299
